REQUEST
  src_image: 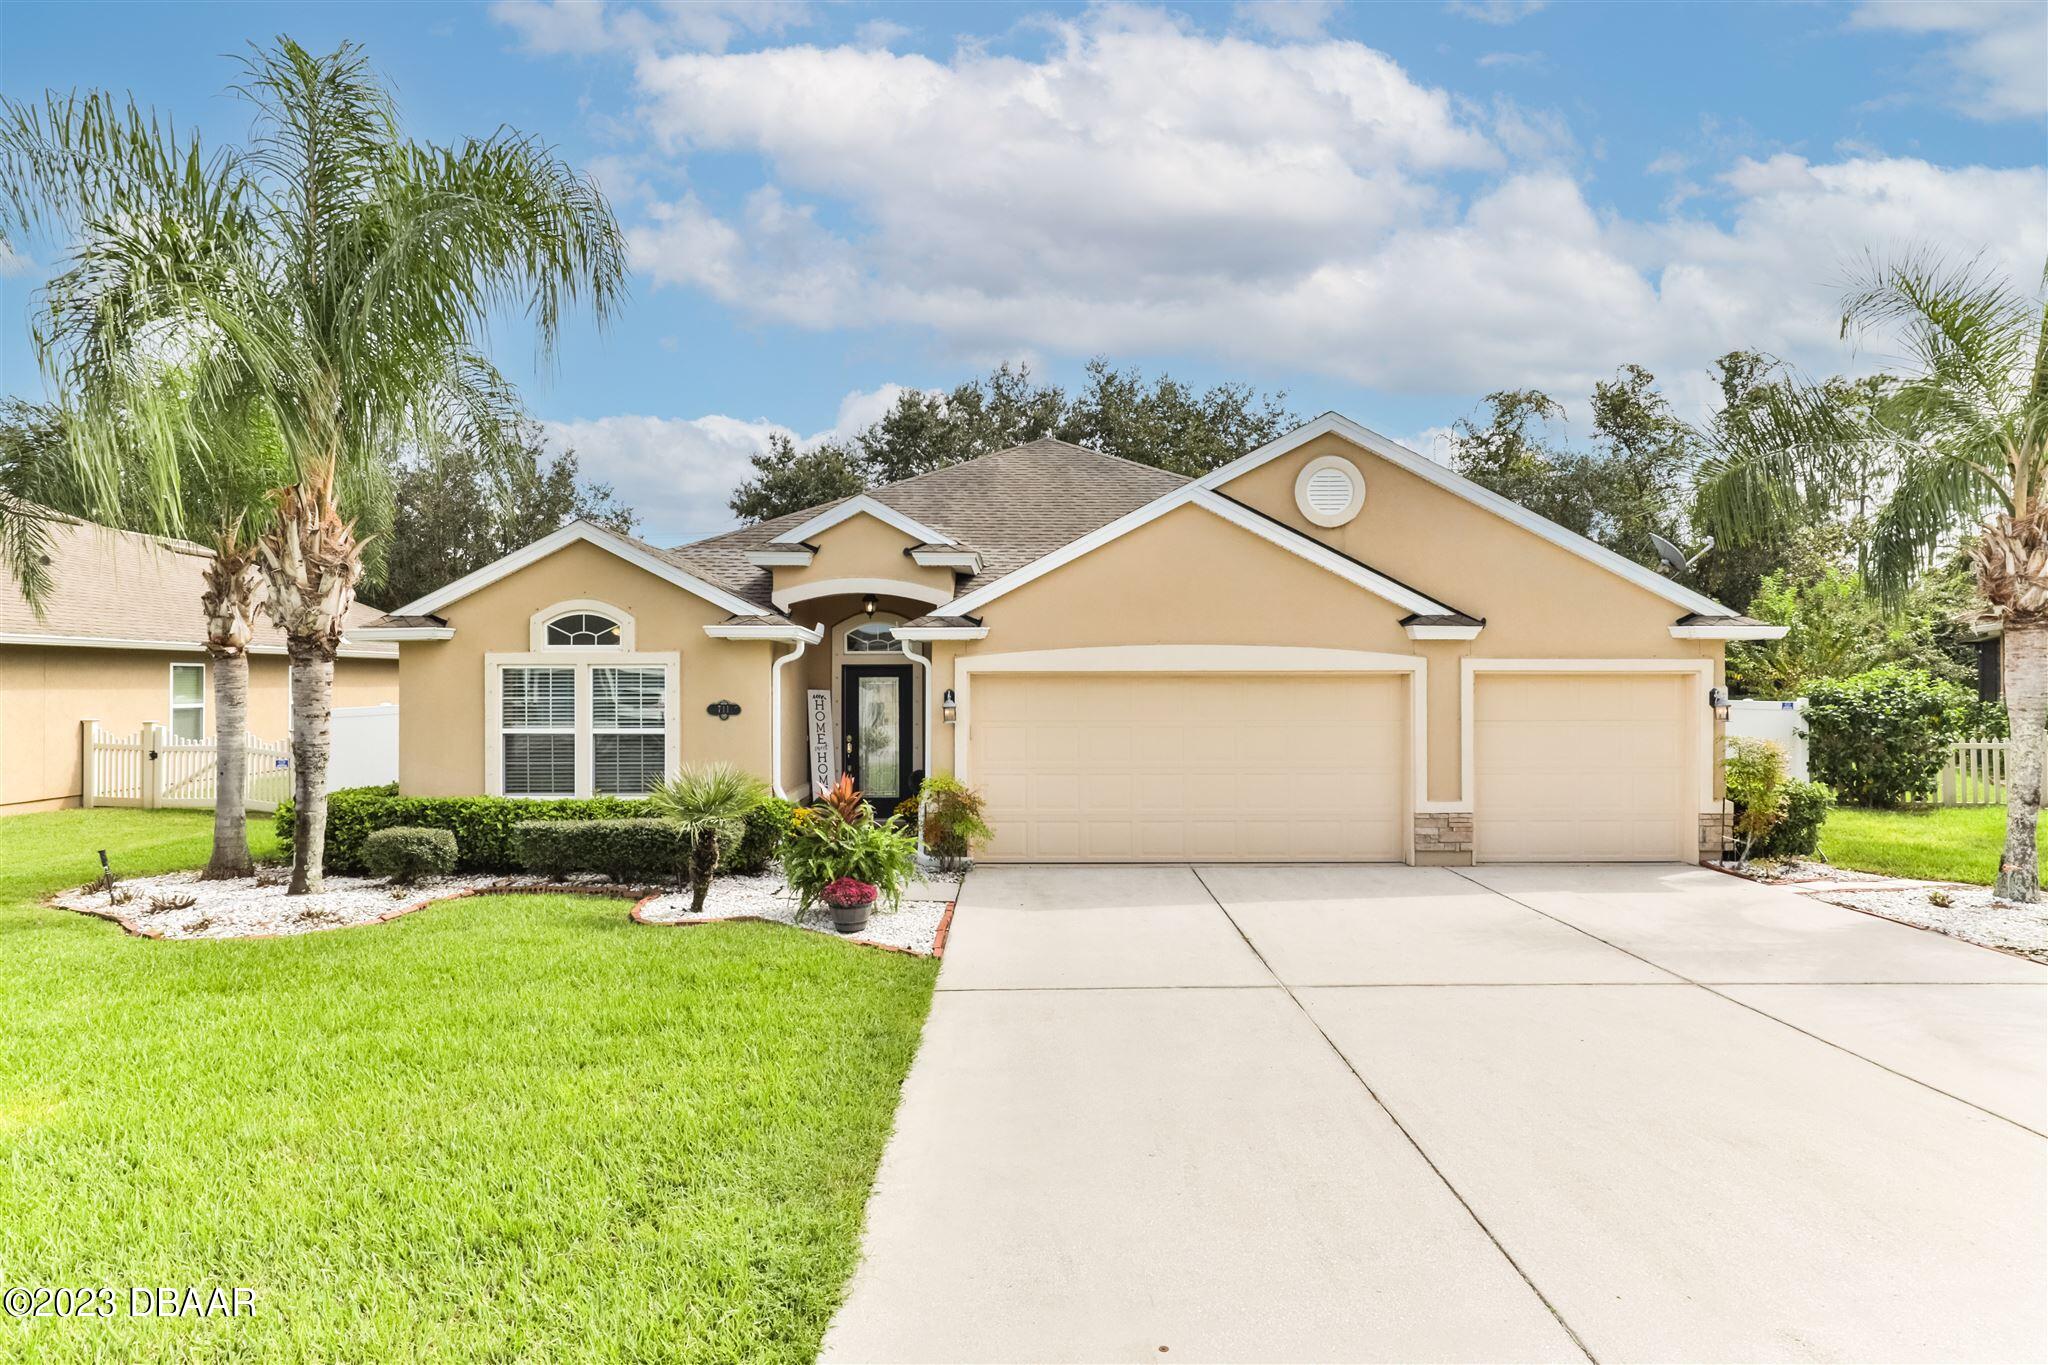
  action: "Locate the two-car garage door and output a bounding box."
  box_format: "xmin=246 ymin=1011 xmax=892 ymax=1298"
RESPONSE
xmin=967 ymin=669 xmax=1697 ymax=863
xmin=970 ymin=673 xmax=1407 ymax=862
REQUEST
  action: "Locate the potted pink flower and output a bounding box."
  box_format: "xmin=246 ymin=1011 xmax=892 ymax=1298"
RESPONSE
xmin=819 ymin=875 xmax=879 ymax=934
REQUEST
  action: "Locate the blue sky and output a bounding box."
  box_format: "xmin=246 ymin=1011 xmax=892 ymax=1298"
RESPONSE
xmin=3 ymin=0 xmax=2044 ymax=542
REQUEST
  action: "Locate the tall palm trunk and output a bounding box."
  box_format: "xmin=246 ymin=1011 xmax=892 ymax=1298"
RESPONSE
xmin=1998 ymin=620 xmax=2048 ymax=902
xmin=260 ymin=462 xmax=363 ymax=895
xmin=199 ymin=535 xmax=265 ymax=879
xmin=1977 ymin=509 xmax=2048 ymax=904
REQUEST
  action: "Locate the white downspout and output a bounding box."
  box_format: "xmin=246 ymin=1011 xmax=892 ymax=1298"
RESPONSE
xmin=771 ymin=637 xmax=811 ymax=802
xmin=899 ymin=639 xmax=933 ymax=857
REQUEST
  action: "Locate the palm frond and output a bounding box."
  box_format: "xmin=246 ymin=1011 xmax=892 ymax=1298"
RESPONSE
xmin=0 ymin=491 xmax=55 ymax=615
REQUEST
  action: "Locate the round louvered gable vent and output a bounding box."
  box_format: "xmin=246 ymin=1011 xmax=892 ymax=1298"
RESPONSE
xmin=1293 ymin=455 xmax=1365 ymax=527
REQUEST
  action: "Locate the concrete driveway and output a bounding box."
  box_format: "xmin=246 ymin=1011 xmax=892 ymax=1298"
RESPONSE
xmin=822 ymin=864 xmax=2048 ymax=1365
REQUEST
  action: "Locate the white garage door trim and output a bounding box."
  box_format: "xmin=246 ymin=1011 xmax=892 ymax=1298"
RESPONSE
xmin=951 ymin=646 xmax=1428 ymax=853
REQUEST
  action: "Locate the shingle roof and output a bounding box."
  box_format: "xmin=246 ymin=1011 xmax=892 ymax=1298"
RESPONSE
xmin=668 ymin=438 xmax=1191 ymax=608
xmin=0 ymin=512 xmax=397 ymax=655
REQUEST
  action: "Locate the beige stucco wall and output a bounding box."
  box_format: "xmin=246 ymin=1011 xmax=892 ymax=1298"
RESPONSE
xmin=769 ymin=512 xmax=956 ymax=607
xmin=920 ymin=432 xmax=1723 ymax=805
xmin=1 ymin=645 xmax=396 ymax=812
xmin=395 ymin=539 xmax=775 ymax=797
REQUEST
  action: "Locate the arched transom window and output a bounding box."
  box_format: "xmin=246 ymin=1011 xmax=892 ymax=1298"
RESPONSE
xmin=546 ymin=612 xmax=621 ymax=647
xmin=843 ymin=621 xmax=902 ymax=653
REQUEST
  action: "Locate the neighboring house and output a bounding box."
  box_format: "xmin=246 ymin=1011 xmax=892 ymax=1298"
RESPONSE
xmin=1 ymin=514 xmax=399 ymax=813
xmin=360 ymin=414 xmax=1784 ymax=864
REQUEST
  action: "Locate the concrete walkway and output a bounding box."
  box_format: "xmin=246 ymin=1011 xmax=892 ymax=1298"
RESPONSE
xmin=822 ymin=864 xmax=2048 ymax=1364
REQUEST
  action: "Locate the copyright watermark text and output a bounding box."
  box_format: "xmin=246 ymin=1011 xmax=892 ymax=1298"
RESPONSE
xmin=3 ymin=1286 xmax=255 ymax=1319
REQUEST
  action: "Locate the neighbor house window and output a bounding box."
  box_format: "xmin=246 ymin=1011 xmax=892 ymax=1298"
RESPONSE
xmin=545 ymin=612 xmax=621 ymax=647
xmin=501 ymin=666 xmax=577 ymax=797
xmin=169 ymin=662 xmax=206 ymax=740
xmin=592 ymin=666 xmax=666 ymax=794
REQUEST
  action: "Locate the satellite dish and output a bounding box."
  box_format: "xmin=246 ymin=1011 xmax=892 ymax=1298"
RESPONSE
xmin=1650 ymin=533 xmax=1712 ymax=575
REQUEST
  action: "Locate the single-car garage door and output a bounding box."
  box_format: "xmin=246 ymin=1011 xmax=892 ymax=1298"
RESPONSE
xmin=970 ymin=673 xmax=1407 ymax=861
xmin=1473 ymin=672 xmax=1694 ymax=862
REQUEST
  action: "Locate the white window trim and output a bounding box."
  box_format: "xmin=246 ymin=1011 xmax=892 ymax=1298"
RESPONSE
xmin=168 ymin=661 xmax=207 ymax=741
xmin=947 ymin=645 xmax=1428 ymax=861
xmin=530 ymin=599 xmax=636 ymax=651
xmin=484 ymin=651 xmax=681 ymax=799
xmin=1293 ymin=454 xmax=1366 ymax=528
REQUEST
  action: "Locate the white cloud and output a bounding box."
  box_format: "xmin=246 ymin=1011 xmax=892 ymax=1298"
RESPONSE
xmin=544 ymin=384 xmax=914 ymax=541
xmin=1475 ymin=50 xmax=1544 ymax=69
xmin=1850 ymin=1 xmax=2047 ymax=120
xmin=1445 ymin=0 xmax=1547 ymax=25
xmin=609 ymin=9 xmax=2042 ymax=407
xmin=0 ymin=239 xmax=32 ymax=278
xmin=1232 ymin=1 xmax=1344 ymax=41
xmin=491 ymin=0 xmax=814 ymax=56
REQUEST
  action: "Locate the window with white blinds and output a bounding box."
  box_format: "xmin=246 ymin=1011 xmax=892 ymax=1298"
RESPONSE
xmin=501 ymin=666 xmax=577 ymax=797
xmin=492 ymin=657 xmax=675 ymax=798
xmin=593 ymin=667 xmax=666 ymax=795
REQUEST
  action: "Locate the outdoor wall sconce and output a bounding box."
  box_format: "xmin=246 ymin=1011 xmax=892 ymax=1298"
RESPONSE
xmin=862 ymin=593 xmax=877 ymax=617
xmin=942 ymin=688 xmax=957 ymax=724
xmin=1707 ymin=685 xmax=1731 ymax=723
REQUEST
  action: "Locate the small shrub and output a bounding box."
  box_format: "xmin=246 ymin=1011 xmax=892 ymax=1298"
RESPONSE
xmin=781 ymin=799 xmax=918 ymax=914
xmin=1752 ymin=780 xmax=1834 ymax=859
xmin=511 ymin=819 xmax=683 ymax=884
xmin=915 ymin=774 xmax=992 ymax=868
xmin=649 ymin=762 xmax=773 ymax=914
xmin=1928 ymin=890 xmax=1954 ymax=909
xmin=362 ymin=826 xmax=457 ymax=883
xmin=727 ymin=797 xmax=797 ymax=876
xmin=1803 ymin=665 xmax=1984 ymax=807
xmin=1724 ymin=739 xmax=1788 ymax=865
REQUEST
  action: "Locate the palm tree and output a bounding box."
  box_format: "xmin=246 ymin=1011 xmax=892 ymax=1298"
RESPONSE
xmin=650 ymin=763 xmax=771 ymax=915
xmin=0 ymin=37 xmax=626 ymax=891
xmin=1699 ymin=253 xmax=2048 ymax=900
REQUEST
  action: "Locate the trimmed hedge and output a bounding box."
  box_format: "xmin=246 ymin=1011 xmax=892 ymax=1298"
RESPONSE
xmin=512 ymin=819 xmax=683 ymax=884
xmin=279 ymin=785 xmax=799 ymax=876
xmin=362 ymin=826 xmax=457 ymax=883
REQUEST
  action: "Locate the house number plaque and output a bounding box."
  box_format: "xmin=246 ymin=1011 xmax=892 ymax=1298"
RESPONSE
xmin=706 ymin=700 xmax=742 ymax=721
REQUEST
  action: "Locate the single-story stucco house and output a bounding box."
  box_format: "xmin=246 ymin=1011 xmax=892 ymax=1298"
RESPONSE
xmin=1 ymin=514 xmax=399 ymax=813
xmin=357 ymin=414 xmax=1784 ymax=864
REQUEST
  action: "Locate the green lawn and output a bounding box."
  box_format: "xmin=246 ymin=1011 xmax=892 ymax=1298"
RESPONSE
xmin=0 ymin=808 xmax=936 ymax=1363
xmin=1820 ymin=803 xmax=2048 ymax=886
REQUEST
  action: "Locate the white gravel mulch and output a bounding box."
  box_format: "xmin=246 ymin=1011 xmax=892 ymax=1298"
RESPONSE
xmin=1714 ymin=859 xmax=2048 ymax=963
xmin=636 ymin=871 xmax=959 ymax=955
xmin=50 ymin=868 xmax=508 ymax=940
xmin=55 ymin=866 xmax=962 ymax=955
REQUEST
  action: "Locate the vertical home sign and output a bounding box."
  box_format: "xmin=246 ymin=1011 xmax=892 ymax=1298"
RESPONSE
xmin=806 ymin=689 xmax=834 ymax=798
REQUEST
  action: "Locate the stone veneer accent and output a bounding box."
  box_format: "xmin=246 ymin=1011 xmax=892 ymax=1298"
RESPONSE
xmin=1414 ymin=811 xmax=1473 ymax=855
xmin=1698 ymin=808 xmax=1733 ymax=861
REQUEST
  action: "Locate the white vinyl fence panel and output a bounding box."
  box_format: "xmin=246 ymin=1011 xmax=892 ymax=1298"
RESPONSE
xmin=325 ymin=704 xmax=399 ymax=792
xmin=82 ymin=721 xmax=291 ymax=813
xmin=1726 ymin=699 xmax=1809 ymax=781
xmin=1939 ymin=739 xmax=2008 ymax=807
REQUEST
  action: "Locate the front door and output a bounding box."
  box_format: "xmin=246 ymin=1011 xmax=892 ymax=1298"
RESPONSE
xmin=842 ymin=665 xmax=914 ymax=816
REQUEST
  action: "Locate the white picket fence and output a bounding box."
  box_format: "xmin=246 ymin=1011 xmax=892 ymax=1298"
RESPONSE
xmin=1937 ymin=739 xmax=2009 ymax=807
xmin=82 ymin=721 xmax=293 ymax=812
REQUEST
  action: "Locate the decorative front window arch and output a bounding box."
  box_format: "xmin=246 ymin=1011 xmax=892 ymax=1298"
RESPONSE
xmin=529 ymin=599 xmax=635 ymax=651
